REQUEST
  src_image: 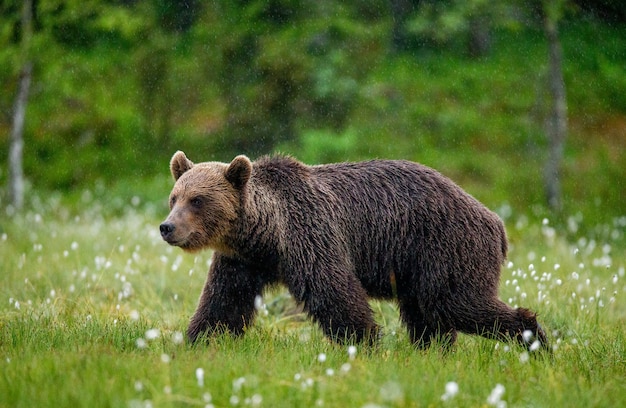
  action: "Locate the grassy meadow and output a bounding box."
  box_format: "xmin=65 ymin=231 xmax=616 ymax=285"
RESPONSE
xmin=0 ymin=191 xmax=624 ymax=408
xmin=1 ymin=5 xmax=625 ymax=407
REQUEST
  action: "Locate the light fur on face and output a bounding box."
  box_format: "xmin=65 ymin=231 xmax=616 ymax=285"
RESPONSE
xmin=162 ymin=159 xmax=240 ymax=253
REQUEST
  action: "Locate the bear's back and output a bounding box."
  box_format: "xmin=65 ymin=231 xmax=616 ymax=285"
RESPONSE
xmin=310 ymin=160 xmax=481 ymax=221
xmin=251 ymin=157 xmax=503 ymax=246
xmin=248 ymin=158 xmax=506 ymax=298
xmin=318 ymin=161 xmax=504 ymax=268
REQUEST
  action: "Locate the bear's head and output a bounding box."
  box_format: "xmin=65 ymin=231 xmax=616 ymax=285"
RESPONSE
xmin=160 ymin=151 xmax=252 ymax=253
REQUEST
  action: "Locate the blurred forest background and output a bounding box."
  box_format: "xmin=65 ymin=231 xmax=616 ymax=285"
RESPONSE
xmin=1 ymin=0 xmax=625 ymax=229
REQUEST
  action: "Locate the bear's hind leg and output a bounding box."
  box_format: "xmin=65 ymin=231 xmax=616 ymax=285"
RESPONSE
xmin=398 ymin=297 xmax=457 ymax=350
xmin=455 ymin=299 xmax=548 ymax=350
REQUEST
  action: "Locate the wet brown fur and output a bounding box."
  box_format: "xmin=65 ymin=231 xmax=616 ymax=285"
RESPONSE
xmin=160 ymin=151 xmax=548 ymax=349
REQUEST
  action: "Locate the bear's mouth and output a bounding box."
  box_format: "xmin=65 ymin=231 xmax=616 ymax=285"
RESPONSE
xmin=168 ymin=232 xmax=205 ymax=252
xmin=162 ymin=233 xmax=191 ymax=247
xmin=167 ymin=238 xmax=186 ymax=247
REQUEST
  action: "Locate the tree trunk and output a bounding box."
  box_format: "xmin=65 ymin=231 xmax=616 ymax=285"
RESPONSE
xmin=9 ymin=0 xmax=33 ymax=211
xmin=468 ymin=15 xmax=491 ymax=58
xmin=543 ymin=11 xmax=567 ymax=212
xmin=9 ymin=63 xmax=32 ymax=211
xmin=389 ymin=0 xmax=419 ymax=53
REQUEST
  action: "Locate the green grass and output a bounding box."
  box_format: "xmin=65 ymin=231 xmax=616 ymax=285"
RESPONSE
xmin=1 ymin=194 xmax=625 ymax=408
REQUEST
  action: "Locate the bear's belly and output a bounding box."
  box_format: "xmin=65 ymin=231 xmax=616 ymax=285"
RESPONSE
xmin=359 ymin=269 xmax=396 ymax=299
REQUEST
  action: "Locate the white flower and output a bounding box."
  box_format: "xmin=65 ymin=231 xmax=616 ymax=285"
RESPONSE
xmin=347 ymin=345 xmax=357 ymax=360
xmin=379 ymin=381 xmax=403 ymax=402
xmin=487 ymin=383 xmax=505 ymax=406
xmin=145 ymin=328 xmax=160 ymax=340
xmin=233 ymin=377 xmax=245 ymax=392
xmin=519 ymin=351 xmax=530 ymax=363
xmin=522 ymin=330 xmax=534 ymax=343
xmin=254 ymin=295 xmax=264 ymax=311
xmin=196 ymin=368 xmax=205 ymax=387
xmin=441 ymin=381 xmax=459 ymax=401
xmin=445 ymin=381 xmax=459 ymax=396
xmin=251 ymin=394 xmax=262 ymax=407
xmin=529 ymin=340 xmax=541 ymax=352
xmin=172 ymin=331 xmax=184 ymax=344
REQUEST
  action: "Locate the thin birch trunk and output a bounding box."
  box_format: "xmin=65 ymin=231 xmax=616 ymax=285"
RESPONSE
xmin=9 ymin=0 xmax=34 ymax=211
xmin=543 ymin=11 xmax=567 ymax=212
xmin=9 ymin=62 xmax=32 ymax=210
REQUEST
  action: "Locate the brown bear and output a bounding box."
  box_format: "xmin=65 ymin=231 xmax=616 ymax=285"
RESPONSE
xmin=160 ymin=151 xmax=548 ymax=350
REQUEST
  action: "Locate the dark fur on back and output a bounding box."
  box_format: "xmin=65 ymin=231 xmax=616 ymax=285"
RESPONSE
xmin=161 ymin=153 xmax=548 ymax=349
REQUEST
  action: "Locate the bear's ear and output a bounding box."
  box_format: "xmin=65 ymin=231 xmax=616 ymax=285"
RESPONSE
xmin=170 ymin=151 xmax=194 ymax=181
xmin=225 ymin=155 xmax=252 ymax=189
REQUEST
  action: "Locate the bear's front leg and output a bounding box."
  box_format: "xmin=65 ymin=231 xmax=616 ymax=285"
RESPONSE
xmin=293 ymin=266 xmax=378 ymax=344
xmin=187 ymin=253 xmax=265 ymax=343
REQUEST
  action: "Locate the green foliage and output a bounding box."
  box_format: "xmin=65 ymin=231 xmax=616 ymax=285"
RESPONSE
xmin=202 ymin=0 xmax=387 ymax=157
xmin=406 ymin=0 xmax=492 ymax=46
xmin=277 ymin=128 xmax=359 ymax=164
xmin=597 ymin=56 xmax=626 ymax=112
xmin=0 ymin=2 xmax=625 ymax=227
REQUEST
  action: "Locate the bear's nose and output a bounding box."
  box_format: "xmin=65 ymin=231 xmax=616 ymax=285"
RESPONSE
xmin=160 ymin=222 xmax=175 ymax=239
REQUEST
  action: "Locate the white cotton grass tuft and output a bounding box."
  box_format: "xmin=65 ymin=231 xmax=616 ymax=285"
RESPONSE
xmin=172 ymin=331 xmax=184 ymax=344
xmin=522 ymin=330 xmax=534 ymax=343
xmin=379 ymin=381 xmax=404 ymax=403
xmin=347 ymin=345 xmax=357 ymax=360
xmin=254 ymin=294 xmax=269 ymax=316
xmin=519 ymin=351 xmax=530 ymax=363
xmin=135 ymin=338 xmax=146 ymax=349
xmin=145 ymin=328 xmax=160 ymax=340
xmin=441 ymin=381 xmax=459 ymax=401
xmin=196 ymin=368 xmax=205 ymax=387
xmin=254 ymin=295 xmax=264 ymax=311
xmin=252 ymin=394 xmax=263 ymax=406
xmin=529 ymin=340 xmax=541 ymax=352
xmin=487 ymin=383 xmax=506 ymax=407
xmin=232 ymin=377 xmax=246 ymax=392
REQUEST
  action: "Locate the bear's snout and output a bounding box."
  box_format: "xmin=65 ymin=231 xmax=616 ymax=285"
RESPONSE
xmin=160 ymin=222 xmax=176 ymax=241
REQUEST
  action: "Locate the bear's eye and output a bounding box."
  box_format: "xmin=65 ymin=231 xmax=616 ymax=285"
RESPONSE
xmin=169 ymin=196 xmax=177 ymax=208
xmin=190 ymin=197 xmax=203 ymax=208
